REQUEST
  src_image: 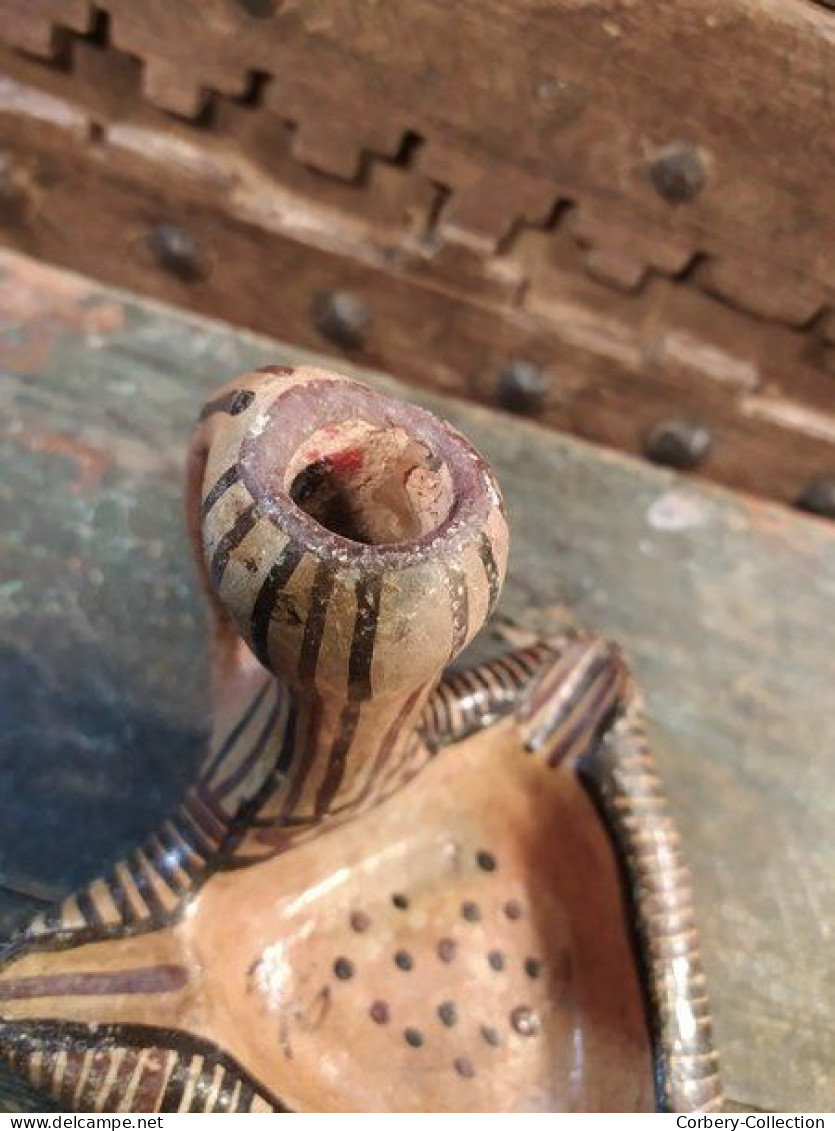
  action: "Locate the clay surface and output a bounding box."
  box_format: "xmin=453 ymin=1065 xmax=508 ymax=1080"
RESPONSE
xmin=0 ymin=365 xmax=718 ymax=1112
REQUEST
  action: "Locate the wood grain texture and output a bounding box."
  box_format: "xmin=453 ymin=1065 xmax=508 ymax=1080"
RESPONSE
xmin=0 ymin=2 xmax=832 ymax=507
xmin=0 ymin=251 xmax=833 ymax=1110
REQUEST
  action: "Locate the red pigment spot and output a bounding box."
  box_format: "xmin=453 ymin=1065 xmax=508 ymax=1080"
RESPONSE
xmin=328 ymin=447 xmax=364 ymax=476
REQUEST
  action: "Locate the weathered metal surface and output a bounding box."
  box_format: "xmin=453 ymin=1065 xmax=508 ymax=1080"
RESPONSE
xmin=0 ymin=251 xmax=833 ymax=1111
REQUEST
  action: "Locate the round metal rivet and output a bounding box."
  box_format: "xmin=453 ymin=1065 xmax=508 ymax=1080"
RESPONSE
xmin=649 ymin=143 xmax=708 ymax=204
xmin=146 ymin=224 xmax=208 ymax=284
xmin=495 ymin=360 xmax=550 ymax=415
xmin=312 ymin=290 xmax=371 ymax=349
xmin=643 ymin=418 xmax=713 ymax=470
xmin=795 ymin=476 xmax=835 ymax=520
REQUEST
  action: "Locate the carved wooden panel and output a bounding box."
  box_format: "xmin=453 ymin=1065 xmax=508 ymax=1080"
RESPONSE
xmin=0 ymin=0 xmax=832 ymax=508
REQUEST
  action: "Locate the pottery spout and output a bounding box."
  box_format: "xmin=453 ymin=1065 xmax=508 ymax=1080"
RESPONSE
xmin=189 ymin=366 xmax=508 ymax=820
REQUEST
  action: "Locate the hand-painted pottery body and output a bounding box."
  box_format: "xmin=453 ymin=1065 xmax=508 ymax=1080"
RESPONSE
xmin=0 ymin=367 xmax=720 ymax=1112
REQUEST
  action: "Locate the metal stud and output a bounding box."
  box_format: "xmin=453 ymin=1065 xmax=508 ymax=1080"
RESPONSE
xmin=795 ymin=477 xmax=835 ymax=520
xmin=643 ymin=419 xmax=713 ymax=470
xmin=312 ymin=290 xmax=371 ymax=349
xmin=236 ymin=0 xmax=280 ymax=17
xmin=0 ymin=153 xmax=27 ymax=224
xmin=146 ymin=224 xmax=209 ymax=284
xmin=495 ymin=361 xmax=550 ymax=415
xmin=649 ymin=144 xmax=707 ymax=204
xmin=0 ymin=154 xmax=17 ymax=202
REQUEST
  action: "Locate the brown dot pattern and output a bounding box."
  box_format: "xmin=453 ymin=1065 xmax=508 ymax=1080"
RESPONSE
xmin=333 ymin=957 xmax=354 ymax=980
xmin=335 ymin=848 xmax=547 ymax=1083
xmin=350 ymin=910 xmax=370 ymax=933
xmin=437 ymin=938 xmax=457 ymax=963
xmin=369 ymin=1000 xmax=390 ymax=1024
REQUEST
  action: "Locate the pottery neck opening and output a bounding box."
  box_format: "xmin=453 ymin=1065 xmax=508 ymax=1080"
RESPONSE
xmin=199 ymin=368 xmax=507 ymax=819
xmin=286 ymin=418 xmax=456 ymax=547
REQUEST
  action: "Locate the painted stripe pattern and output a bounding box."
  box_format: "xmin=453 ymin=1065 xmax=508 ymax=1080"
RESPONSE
xmin=0 ymin=1022 xmax=283 ymax=1113
xmin=201 ymin=464 xmax=241 ymax=518
xmin=419 ymin=635 xmax=627 ymax=770
xmin=445 ymin=566 xmax=470 ymax=661
xmin=477 ymin=533 xmax=501 ymax=612
xmin=209 ymin=504 xmax=259 ymax=591
xmin=581 ymin=685 xmax=722 ymax=1113
xmin=249 ymin=545 xmax=306 ymax=669
xmin=0 ymin=367 xmax=719 ymax=1115
xmin=198 ymin=388 xmax=255 ymax=422
xmin=314 ymin=574 xmax=382 ymax=814
xmin=18 ymin=683 xmax=288 ymax=950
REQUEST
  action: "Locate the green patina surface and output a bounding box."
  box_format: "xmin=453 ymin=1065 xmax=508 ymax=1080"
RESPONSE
xmin=0 ymin=251 xmax=832 ymax=1112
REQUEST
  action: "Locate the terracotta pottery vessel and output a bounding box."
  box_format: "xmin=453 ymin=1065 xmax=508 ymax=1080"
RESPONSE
xmin=0 ymin=367 xmax=720 ymax=1112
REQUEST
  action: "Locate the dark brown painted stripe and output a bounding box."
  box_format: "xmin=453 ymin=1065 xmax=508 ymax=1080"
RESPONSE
xmin=236 ymin=1077 xmax=255 ymax=1112
xmin=277 ymin=696 xmax=317 ymax=817
xmin=98 ymin=1047 xmax=136 ymax=1113
xmin=143 ymin=834 xmax=186 ymax=897
xmin=159 ymin=1056 xmax=190 ymax=1113
xmin=194 ymin=783 xmax=228 ymax=825
xmin=429 ymin=691 xmax=443 ymax=735
xmin=373 ymin=730 xmax=423 ymax=796
xmin=491 ymin=654 xmax=533 ymax=688
xmin=446 ymin=565 xmax=470 ymax=660
xmin=58 ymin=1047 xmax=84 ymax=1108
xmin=466 ymin=666 xmax=495 ymax=696
xmin=0 ymin=965 xmax=188 ymax=1001
xmin=483 ymin=658 xmax=518 ymax=692
xmin=200 ymin=682 xmax=270 ymax=783
xmin=160 ymin=821 xmax=202 ymax=876
xmin=214 ymin=694 xmax=284 ymax=800
xmin=183 ymin=789 xmax=226 ymax=841
xmin=205 ymin=1064 xmax=232 ymax=1113
xmin=105 ymin=868 xmax=138 ymax=927
xmin=201 ymin=464 xmax=241 ymax=519
xmin=528 ymin=662 xmax=622 ymax=762
xmin=74 ymin=887 xmax=103 ymax=930
xmin=314 ymin=702 xmax=362 ymax=815
xmin=199 ymin=388 xmax=255 ymax=421
xmin=525 ymin=644 xmax=611 ymax=720
xmin=250 ymin=543 xmax=305 ymax=668
xmin=126 ymin=849 xmax=166 ymax=919
xmin=171 ymin=808 xmax=214 ymax=861
xmin=188 ymin=1057 xmax=215 ymax=1113
xmin=297 ymin=561 xmax=336 ymax=682
xmin=274 ymin=701 xmax=298 ymax=780
xmin=478 ymin=533 xmax=501 ymax=610
xmin=522 ymin=652 xmax=578 ymax=719
xmin=546 ymin=681 xmax=621 ymax=768
xmin=0 ymin=1020 xmax=285 ymax=1113
xmin=309 ymin=574 xmax=383 ymax=814
xmin=148 ymin=831 xmax=190 ymax=892
xmin=491 ymin=653 xmax=534 ymax=687
xmin=210 ymin=504 xmax=259 ymax=591
xmin=347 ymin=685 xmax=426 ymax=809
xmin=422 ymin=687 xmax=454 ymax=746
xmin=348 ymin=574 xmax=383 ymax=701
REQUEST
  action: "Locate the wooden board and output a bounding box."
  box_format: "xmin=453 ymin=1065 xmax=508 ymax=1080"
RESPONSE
xmin=0 ymin=250 xmax=833 ymax=1112
xmin=0 ymin=1 xmax=832 ymax=507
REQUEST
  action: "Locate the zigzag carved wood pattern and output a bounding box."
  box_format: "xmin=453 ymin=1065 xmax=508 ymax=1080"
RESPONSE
xmin=0 ymin=1 xmax=832 ymax=508
xmin=2 ymin=0 xmax=833 ymax=319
